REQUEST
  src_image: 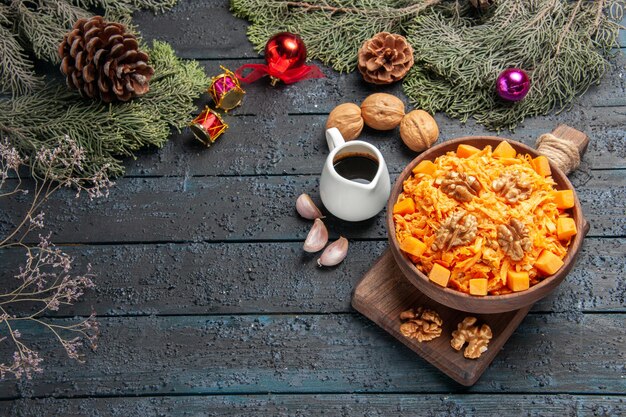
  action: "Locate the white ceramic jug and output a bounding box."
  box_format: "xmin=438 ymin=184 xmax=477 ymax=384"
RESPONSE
xmin=319 ymin=128 xmax=391 ymax=222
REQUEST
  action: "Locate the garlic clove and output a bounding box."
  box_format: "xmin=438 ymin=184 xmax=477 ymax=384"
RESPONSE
xmin=296 ymin=193 xmax=323 ymax=220
xmin=317 ymin=236 xmax=349 ymax=267
xmin=303 ymin=218 xmax=328 ymax=253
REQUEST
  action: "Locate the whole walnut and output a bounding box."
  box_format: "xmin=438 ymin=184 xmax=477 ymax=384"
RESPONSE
xmin=400 ymin=110 xmax=439 ymax=152
xmin=326 ymin=103 xmax=364 ymax=141
xmin=360 ymin=93 xmax=405 ymax=130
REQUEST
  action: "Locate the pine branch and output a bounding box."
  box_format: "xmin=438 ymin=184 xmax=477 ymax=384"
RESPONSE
xmin=1 ymin=41 xmax=209 ymax=180
xmin=280 ymin=0 xmax=441 ymax=16
xmin=402 ymin=0 xmax=622 ymax=130
xmin=12 ymin=0 xmax=73 ymax=63
xmin=0 ymin=0 xmax=181 ymax=96
xmin=231 ymin=0 xmax=441 ymax=72
xmin=0 ymin=22 xmax=42 ymax=95
xmin=233 ymin=0 xmax=622 ymax=129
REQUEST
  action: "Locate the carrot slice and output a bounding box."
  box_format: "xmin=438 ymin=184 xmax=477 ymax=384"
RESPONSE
xmin=393 ymin=198 xmax=415 ymax=215
xmin=457 ymin=144 xmax=481 ymax=158
xmin=493 ymin=141 xmax=517 ymax=158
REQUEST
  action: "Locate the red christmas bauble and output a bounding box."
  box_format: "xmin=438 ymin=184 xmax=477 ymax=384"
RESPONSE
xmin=496 ymin=68 xmax=531 ymax=102
xmin=235 ymin=32 xmax=323 ymax=85
xmin=264 ymin=32 xmax=307 ymax=79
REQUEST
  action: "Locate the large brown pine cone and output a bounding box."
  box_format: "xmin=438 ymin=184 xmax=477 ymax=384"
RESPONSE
xmin=357 ymin=32 xmax=414 ymax=85
xmin=58 ymin=16 xmax=154 ymax=103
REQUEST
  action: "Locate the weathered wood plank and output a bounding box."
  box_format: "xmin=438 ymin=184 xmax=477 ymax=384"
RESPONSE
xmin=132 ymin=0 xmax=626 ymax=58
xmin=0 ymin=0 xmax=619 ymax=410
xmin=122 ymin=109 xmax=626 ymax=178
xmin=0 ymin=313 xmax=623 ymax=398
xmin=1 ymin=394 xmax=625 ymax=417
xmin=122 ymin=49 xmax=626 ymax=177
xmin=0 ymin=170 xmax=623 ymax=244
xmin=183 ymin=55 xmax=626 ymax=115
xmin=118 ymin=52 xmax=625 ymax=178
xmin=133 ymin=0 xmax=256 ymax=60
xmin=0 ymin=238 xmax=623 ymax=316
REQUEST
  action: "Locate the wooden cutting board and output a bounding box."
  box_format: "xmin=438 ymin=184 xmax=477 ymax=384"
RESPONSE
xmin=352 ymin=249 xmax=532 ymax=386
xmin=351 ymin=125 xmax=588 ymax=386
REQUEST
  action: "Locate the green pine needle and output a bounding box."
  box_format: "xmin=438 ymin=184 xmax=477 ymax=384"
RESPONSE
xmin=231 ymin=0 xmax=432 ymax=73
xmin=0 ymin=22 xmax=42 ymax=95
xmin=231 ymin=0 xmax=623 ymax=130
xmin=403 ymin=0 xmax=622 ymax=130
xmin=0 ymin=0 xmax=181 ymax=94
xmin=0 ymin=41 xmax=209 ymax=180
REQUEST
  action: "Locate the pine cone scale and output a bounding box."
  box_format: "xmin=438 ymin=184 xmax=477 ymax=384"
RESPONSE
xmin=109 ymin=43 xmax=125 ymax=59
xmin=70 ymin=38 xmax=82 ymax=57
xmin=70 ymin=71 xmax=83 ymax=92
xmin=137 ymin=51 xmax=149 ymax=61
xmin=112 ymin=78 xmax=124 ymax=95
xmin=83 ymin=64 xmax=96 ymax=83
xmin=93 ymin=49 xmax=106 ymax=67
xmin=469 ymin=0 xmax=495 ymax=12
xmin=120 ymin=50 xmax=137 ymax=63
xmin=108 ymin=34 xmax=123 ymax=45
xmin=365 ymin=60 xmax=380 ymax=72
xmin=84 ymin=82 xmax=96 ymax=98
xmin=97 ymin=77 xmax=109 ymax=93
xmin=127 ymin=79 xmax=143 ymax=94
xmin=124 ymin=38 xmax=139 ymax=50
xmin=85 ymin=27 xmax=101 ymax=40
xmin=103 ymin=24 xmax=123 ymax=36
xmin=103 ymin=61 xmax=112 ymax=78
xmin=74 ymin=51 xmax=85 ymax=70
xmin=86 ymin=37 xmax=102 ymax=53
xmin=59 ymin=16 xmax=153 ymax=103
xmin=60 ymin=57 xmax=72 ymax=74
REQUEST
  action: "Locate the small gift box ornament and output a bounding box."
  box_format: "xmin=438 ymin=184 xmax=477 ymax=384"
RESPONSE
xmin=189 ymin=106 xmax=228 ymax=146
xmin=209 ymin=66 xmax=245 ymax=111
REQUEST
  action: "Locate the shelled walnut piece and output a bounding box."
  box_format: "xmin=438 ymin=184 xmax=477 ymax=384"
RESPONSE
xmin=497 ymin=218 xmax=532 ymax=261
xmin=451 ymin=317 xmax=493 ymax=359
xmin=437 ymin=172 xmax=480 ymax=202
xmin=492 ymin=171 xmax=532 ymax=203
xmin=399 ymin=307 xmax=443 ymax=342
xmin=432 ymin=211 xmax=477 ymax=251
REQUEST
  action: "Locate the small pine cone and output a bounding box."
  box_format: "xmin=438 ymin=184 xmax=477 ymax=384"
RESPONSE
xmin=357 ymin=32 xmax=414 ymax=85
xmin=58 ymin=16 xmax=154 ymax=103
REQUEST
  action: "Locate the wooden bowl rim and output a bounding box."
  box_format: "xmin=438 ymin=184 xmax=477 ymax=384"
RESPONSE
xmin=386 ymin=136 xmax=586 ymax=306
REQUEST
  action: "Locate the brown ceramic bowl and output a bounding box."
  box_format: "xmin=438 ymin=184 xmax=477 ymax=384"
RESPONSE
xmin=387 ymin=137 xmax=588 ymax=314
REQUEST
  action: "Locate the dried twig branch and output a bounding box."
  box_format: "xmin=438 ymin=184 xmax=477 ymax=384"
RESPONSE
xmin=0 ymin=136 xmax=112 ymax=380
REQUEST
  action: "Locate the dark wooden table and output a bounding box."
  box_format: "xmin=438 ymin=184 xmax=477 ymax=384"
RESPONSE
xmin=1 ymin=1 xmax=625 ymax=415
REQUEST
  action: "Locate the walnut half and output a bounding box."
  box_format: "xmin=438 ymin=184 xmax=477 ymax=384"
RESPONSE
xmin=432 ymin=211 xmax=478 ymax=251
xmin=451 ymin=317 xmax=493 ymax=359
xmin=438 ymin=172 xmax=481 ymax=202
xmin=492 ymin=171 xmax=532 ymax=203
xmin=399 ymin=307 xmax=443 ymax=342
xmin=497 ymin=218 xmax=532 ymax=261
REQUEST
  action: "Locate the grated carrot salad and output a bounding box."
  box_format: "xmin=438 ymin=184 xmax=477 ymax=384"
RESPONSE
xmin=394 ymin=142 xmax=574 ymax=295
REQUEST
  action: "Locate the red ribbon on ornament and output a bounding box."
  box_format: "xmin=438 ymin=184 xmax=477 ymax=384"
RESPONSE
xmin=235 ymin=63 xmax=325 ymax=84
